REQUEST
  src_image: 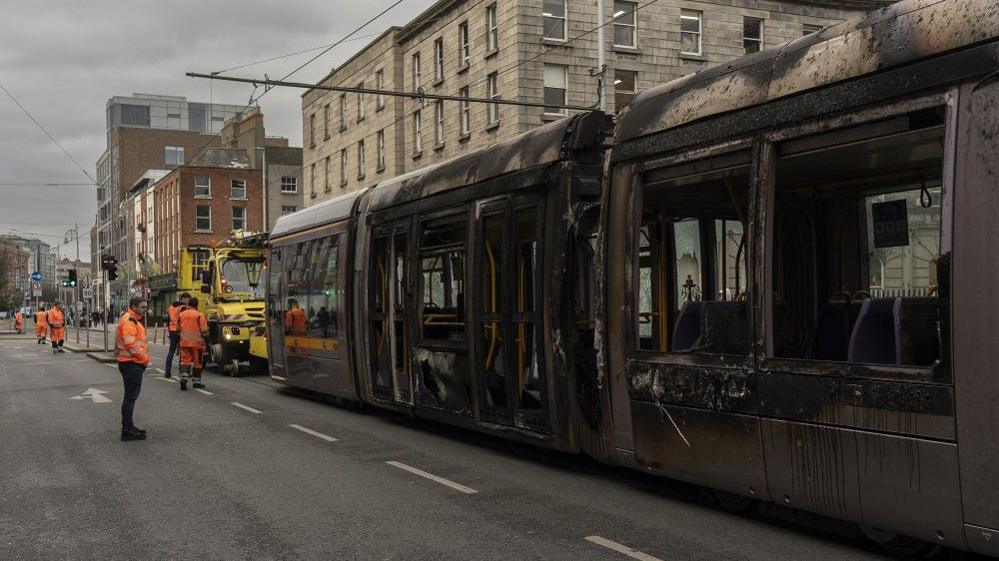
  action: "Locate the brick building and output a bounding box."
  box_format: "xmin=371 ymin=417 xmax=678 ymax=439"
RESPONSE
xmin=302 ymin=0 xmax=889 ymax=205
xmin=0 ymin=239 xmax=31 ymax=308
xmin=93 ymin=93 xmax=247 ymax=300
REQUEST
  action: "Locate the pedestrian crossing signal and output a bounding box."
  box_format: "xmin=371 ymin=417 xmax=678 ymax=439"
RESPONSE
xmin=68 ymin=269 xmax=77 ymax=287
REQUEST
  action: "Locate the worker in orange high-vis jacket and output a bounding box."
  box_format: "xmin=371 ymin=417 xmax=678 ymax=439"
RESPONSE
xmin=34 ymin=306 xmax=47 ymax=344
xmin=47 ymin=302 xmax=66 ymax=354
xmin=177 ymin=297 xmax=208 ymax=391
xmin=117 ymin=297 xmax=149 ymax=441
xmin=14 ymin=310 xmax=23 ymax=334
xmin=285 ymin=298 xmax=306 ymax=336
xmin=163 ymin=292 xmax=191 ymax=379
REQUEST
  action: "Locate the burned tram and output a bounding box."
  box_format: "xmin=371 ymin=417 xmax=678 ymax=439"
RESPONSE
xmin=267 ymin=0 xmax=999 ymax=555
xmin=601 ymin=0 xmax=999 ymax=556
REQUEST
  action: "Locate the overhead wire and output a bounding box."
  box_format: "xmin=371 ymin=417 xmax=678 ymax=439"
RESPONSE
xmin=0 ymin=82 xmax=97 ymax=184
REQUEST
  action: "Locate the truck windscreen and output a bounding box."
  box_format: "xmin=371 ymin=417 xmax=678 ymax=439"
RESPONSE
xmin=220 ymin=258 xmax=265 ymax=300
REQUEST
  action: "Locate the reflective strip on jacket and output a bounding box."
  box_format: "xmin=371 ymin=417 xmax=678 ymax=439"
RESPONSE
xmin=178 ymin=308 xmax=208 ymax=348
xmin=116 ymin=310 xmax=150 ymax=365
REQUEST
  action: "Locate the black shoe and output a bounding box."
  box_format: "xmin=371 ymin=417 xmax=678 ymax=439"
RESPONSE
xmin=120 ymin=429 xmax=146 ymax=441
xmin=164 ymin=372 xmax=172 ymax=379
xmin=132 ymin=426 xmax=147 ymax=435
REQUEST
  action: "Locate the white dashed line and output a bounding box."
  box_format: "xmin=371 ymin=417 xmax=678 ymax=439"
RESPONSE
xmin=289 ymin=424 xmax=339 ymax=442
xmin=584 ymin=536 xmax=664 ymax=561
xmin=155 ymin=368 xmax=165 ymax=373
xmin=385 ymin=461 xmax=477 ymax=494
xmin=105 ymin=364 xmax=117 ymax=368
xmin=271 ymin=375 xmax=287 ymax=381
xmin=195 ymin=388 xmax=213 ymax=396
xmin=231 ymin=402 xmax=262 ymax=414
xmin=156 ymin=376 xmax=178 ymax=384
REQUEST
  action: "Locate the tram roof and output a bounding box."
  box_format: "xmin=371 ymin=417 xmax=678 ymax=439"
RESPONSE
xmin=367 ymin=111 xmax=609 ymax=214
xmin=270 ymin=188 xmax=367 ymax=240
xmin=615 ymin=0 xmax=999 ymax=145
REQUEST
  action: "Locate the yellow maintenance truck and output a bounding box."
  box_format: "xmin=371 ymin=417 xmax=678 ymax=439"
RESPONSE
xmin=151 ymin=232 xmax=268 ymax=375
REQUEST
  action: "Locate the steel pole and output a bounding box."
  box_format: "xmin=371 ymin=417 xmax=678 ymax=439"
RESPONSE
xmin=597 ymin=0 xmax=607 ymax=111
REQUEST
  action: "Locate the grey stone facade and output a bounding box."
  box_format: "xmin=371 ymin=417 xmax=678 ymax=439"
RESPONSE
xmin=302 ymin=0 xmax=888 ymax=205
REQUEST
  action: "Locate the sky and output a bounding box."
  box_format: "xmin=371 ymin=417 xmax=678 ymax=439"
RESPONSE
xmin=0 ymin=0 xmax=436 ymax=261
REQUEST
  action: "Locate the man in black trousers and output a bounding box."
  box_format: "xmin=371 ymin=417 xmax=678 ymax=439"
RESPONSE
xmin=116 ymin=297 xmax=150 ymax=441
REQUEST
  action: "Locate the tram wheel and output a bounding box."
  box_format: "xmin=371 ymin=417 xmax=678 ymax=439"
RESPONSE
xmin=707 ymin=489 xmax=757 ymax=514
xmin=859 ymin=526 xmax=942 ymax=558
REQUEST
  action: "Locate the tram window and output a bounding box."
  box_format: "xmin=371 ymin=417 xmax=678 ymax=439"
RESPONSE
xmin=286 ymin=241 xmax=313 ymax=336
xmin=481 ymin=212 xmax=507 ymax=408
xmin=770 ymin=108 xmax=946 ymax=367
xmin=638 ymin=152 xmax=752 ymax=355
xmin=420 ymin=215 xmax=467 ymax=341
xmin=513 ymin=206 xmax=541 ymax=410
xmin=307 ymin=237 xmax=332 ymax=338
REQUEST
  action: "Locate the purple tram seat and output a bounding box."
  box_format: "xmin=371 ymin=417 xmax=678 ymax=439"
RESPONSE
xmin=671 ymin=301 xmax=702 ymax=351
xmin=847 ymin=298 xmax=897 ymax=364
xmin=894 ymin=297 xmax=940 ymax=367
xmin=810 ymin=299 xmax=853 ymax=361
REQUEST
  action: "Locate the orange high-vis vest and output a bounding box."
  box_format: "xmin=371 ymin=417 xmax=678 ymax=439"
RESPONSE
xmin=168 ymin=304 xmax=187 ymax=332
xmin=47 ymin=308 xmax=65 ymax=342
xmin=116 ymin=310 xmax=150 ymax=366
xmin=178 ymin=308 xmax=208 ymax=349
xmin=285 ymin=308 xmax=306 ymax=335
xmin=14 ymin=311 xmax=22 ymax=327
xmin=35 ymin=311 xmax=47 ymax=336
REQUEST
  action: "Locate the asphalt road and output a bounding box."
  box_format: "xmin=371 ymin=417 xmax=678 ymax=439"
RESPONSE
xmin=0 ymin=332 xmax=917 ymax=561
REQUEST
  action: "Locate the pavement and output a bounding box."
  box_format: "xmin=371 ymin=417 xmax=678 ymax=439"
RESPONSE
xmin=0 ymin=332 xmax=916 ymax=561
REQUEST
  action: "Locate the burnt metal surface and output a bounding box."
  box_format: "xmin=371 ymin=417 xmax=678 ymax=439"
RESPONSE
xmin=762 ymin=419 xmax=965 ymax=549
xmin=627 ymin=360 xmax=756 ymax=414
xmin=615 ymin=0 xmax=999 ymax=146
xmin=953 ymin=78 xmax=999 ymax=540
xmin=368 ymin=112 xmax=610 ymax=214
xmin=757 ymin=373 xmax=954 ymax=440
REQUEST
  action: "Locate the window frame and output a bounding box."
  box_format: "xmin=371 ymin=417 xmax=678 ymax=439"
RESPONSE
xmin=310 ymin=163 xmax=317 ymax=197
xmin=357 ymin=139 xmax=366 ymax=180
xmin=231 ymin=206 xmax=246 ymax=232
xmin=612 ymin=0 xmax=637 ymax=48
xmin=459 ymin=87 xmax=471 ymax=137
xmin=543 ymin=0 xmax=567 ymax=41
xmin=375 ymin=69 xmax=385 ymax=110
xmin=412 ymin=52 xmax=422 ymax=90
xmin=165 ymin=146 xmax=185 ymax=169
xmin=377 ymin=129 xmax=386 ymax=171
xmin=743 ymin=16 xmax=764 ymax=55
xmin=680 ymin=9 xmax=702 ymax=56
xmin=357 ymin=81 xmax=365 ymax=122
xmin=486 ymin=4 xmax=499 ymax=52
xmin=281 ymin=205 xmax=297 ymax=215
xmin=324 ymin=156 xmax=332 ymax=192
xmin=416 ymin=209 xmax=470 ymax=348
xmin=339 ymin=94 xmax=348 ymax=132
xmin=435 ymin=99 xmax=445 ymax=146
xmin=323 ymin=103 xmax=331 ymax=139
xmin=309 ymin=113 xmax=316 ymax=147
xmin=195 ymin=205 xmax=212 ymax=233
xmin=486 ymin=72 xmax=500 ymax=125
xmin=458 ymin=22 xmax=470 ymax=68
xmin=543 ymin=63 xmax=568 ymax=116
xmin=413 ymin=110 xmax=423 ymax=154
xmin=230 ymin=179 xmax=247 ymax=200
xmin=340 ymin=149 xmax=348 ymax=187
xmin=194 ymin=176 xmax=211 ymax=199
xmin=434 ymin=38 xmax=445 ymax=83
xmin=280 ymin=176 xmax=298 ymax=193
xmin=614 ymin=69 xmax=637 ymax=112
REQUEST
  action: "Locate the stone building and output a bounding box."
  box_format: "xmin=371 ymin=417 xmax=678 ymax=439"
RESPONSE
xmin=302 ymin=0 xmax=888 ymax=205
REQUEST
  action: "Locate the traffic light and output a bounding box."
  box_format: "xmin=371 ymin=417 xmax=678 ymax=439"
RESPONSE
xmin=68 ymin=269 xmax=77 ymax=287
xmin=61 ymin=279 xmax=69 ymax=287
xmin=102 ymin=254 xmax=119 ymax=281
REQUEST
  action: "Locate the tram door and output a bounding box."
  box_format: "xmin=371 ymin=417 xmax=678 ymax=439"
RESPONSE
xmin=476 ymin=197 xmax=546 ymax=430
xmin=266 ymin=247 xmax=287 ymax=377
xmin=370 ymin=228 xmax=412 ymax=404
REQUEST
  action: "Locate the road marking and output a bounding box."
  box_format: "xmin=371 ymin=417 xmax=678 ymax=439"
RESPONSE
xmin=385 ymin=461 xmax=477 ymax=494
xmin=289 ymin=424 xmax=339 ymax=442
xmin=195 ymin=388 xmax=213 ymax=396
xmin=68 ymin=388 xmax=112 ymax=404
xmin=156 ymin=376 xmax=178 ymax=384
xmin=155 ymin=368 xmax=165 ymax=373
xmin=584 ymin=536 xmax=664 ymax=561
xmin=231 ymin=402 xmax=262 ymax=414
xmin=271 ymin=375 xmax=287 ymax=381
xmin=105 ymin=364 xmax=117 ymax=368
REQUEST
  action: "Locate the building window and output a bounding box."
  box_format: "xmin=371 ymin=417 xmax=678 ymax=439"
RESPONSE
xmin=487 ymin=72 xmax=499 ymax=124
xmin=412 ymin=53 xmax=422 ymax=90
xmin=323 ymin=103 xmax=331 ymax=139
xmin=434 ymin=38 xmax=444 ymax=82
xmin=613 ymin=1 xmax=637 ymax=48
xmin=310 ymin=163 xmax=317 ymax=197
xmin=280 ymin=176 xmax=298 ymax=193
xmin=195 ymin=206 xmax=211 ymax=232
xmin=357 ymin=140 xmax=366 ymax=180
xmin=165 ymin=146 xmax=184 ymax=168
xmin=194 ymin=176 xmax=211 ymax=198
xmin=543 ymin=64 xmax=567 ymax=115
xmin=377 ymin=129 xmax=386 ymax=171
xmin=744 ymin=17 xmax=764 ymax=54
xmin=435 ymin=100 xmax=445 ymax=146
xmin=375 ymin=70 xmax=385 ymax=109
xmin=413 ymin=110 xmax=423 ymax=153
xmin=324 ymin=156 xmax=332 ymax=192
xmin=281 ymin=205 xmax=297 ymax=215
xmin=339 ymin=94 xmax=347 ymax=132
xmin=543 ymin=0 xmax=567 ymax=41
xmin=458 ymin=22 xmax=470 ymax=68
xmin=802 ymin=23 xmax=823 ymax=36
xmin=459 ymin=87 xmax=470 ymax=136
xmin=231 ymin=206 xmax=246 ymax=231
xmin=357 ymin=82 xmax=365 ymax=122
xmin=231 ymin=179 xmax=246 ymax=200
xmin=680 ymin=10 xmax=702 ymax=55
xmin=486 ymin=4 xmax=499 ymax=51
xmin=614 ymin=70 xmax=637 ymax=111
xmin=340 ymin=149 xmax=348 ymax=187
xmin=121 ymin=104 xmax=150 ymax=126
xmin=309 ymin=113 xmax=316 ymax=147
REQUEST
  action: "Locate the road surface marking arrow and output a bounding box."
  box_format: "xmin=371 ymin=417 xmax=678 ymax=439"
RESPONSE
xmin=68 ymin=388 xmax=112 ymax=404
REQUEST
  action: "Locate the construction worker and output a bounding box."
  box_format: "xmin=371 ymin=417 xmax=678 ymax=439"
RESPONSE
xmin=14 ymin=310 xmax=23 ymax=334
xmin=178 ymin=297 xmax=208 ymax=391
xmin=164 ymin=292 xmax=191 ymax=379
xmin=47 ymin=302 xmax=66 ymax=354
xmin=34 ymin=306 xmax=47 ymax=344
xmin=285 ymin=298 xmax=306 ymax=336
xmin=116 ymin=297 xmax=149 ymax=441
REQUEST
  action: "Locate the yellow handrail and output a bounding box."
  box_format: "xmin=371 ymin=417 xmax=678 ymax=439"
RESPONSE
xmin=484 ymin=240 xmax=499 ymax=371
xmin=376 ymin=257 xmax=388 ymax=357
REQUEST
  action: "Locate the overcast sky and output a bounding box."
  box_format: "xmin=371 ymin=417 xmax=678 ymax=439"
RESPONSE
xmin=0 ymin=0 xmax=435 ymax=261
